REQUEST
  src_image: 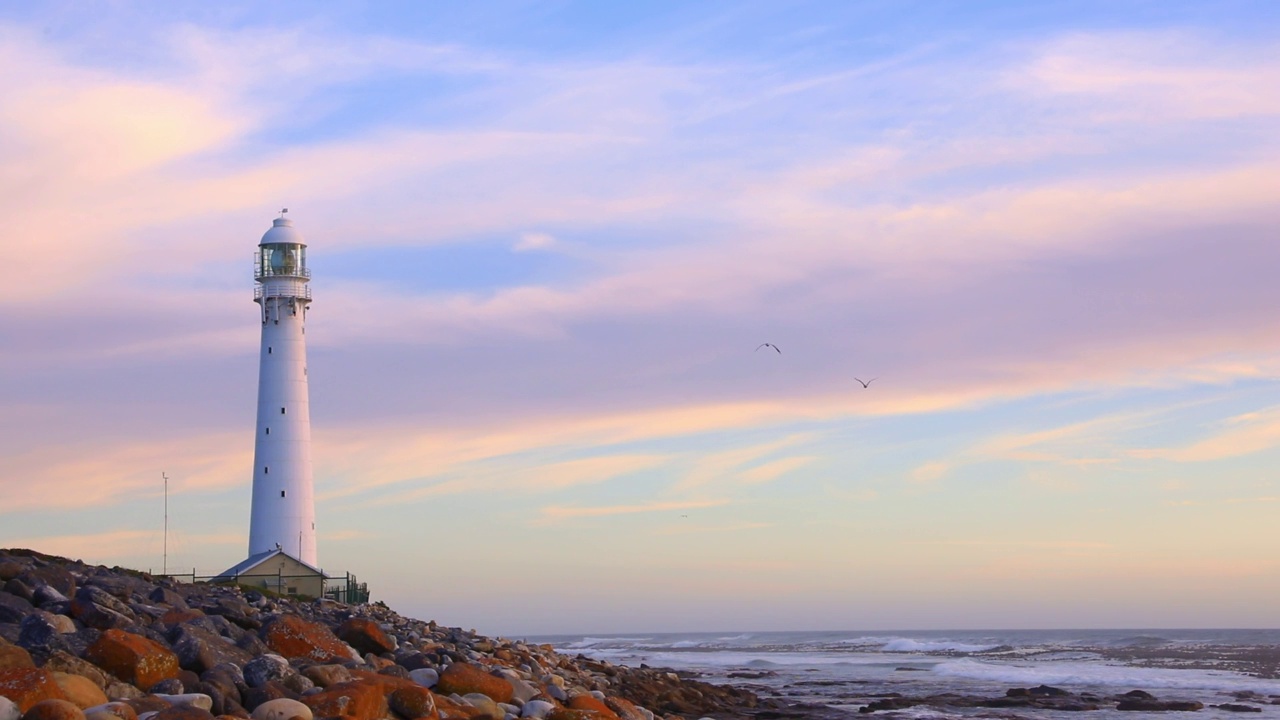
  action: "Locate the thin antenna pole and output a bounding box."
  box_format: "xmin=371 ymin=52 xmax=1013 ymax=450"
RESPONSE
xmin=162 ymin=472 xmax=168 ymax=576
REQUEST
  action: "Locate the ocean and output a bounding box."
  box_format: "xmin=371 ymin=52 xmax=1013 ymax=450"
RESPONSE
xmin=524 ymin=630 xmax=1280 ymax=720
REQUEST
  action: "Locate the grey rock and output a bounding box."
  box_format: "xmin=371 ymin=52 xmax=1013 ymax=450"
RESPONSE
xmin=408 ymin=668 xmax=438 ymax=688
xmin=171 ymin=625 xmax=255 ymax=674
xmin=18 ymin=613 xmax=67 ymax=652
xmin=0 ymin=696 xmax=20 ymax=720
xmin=0 ymin=590 xmax=34 ymax=623
xmin=243 ymin=654 xmax=292 ymax=688
xmin=520 ymin=700 xmax=555 ymax=719
xmin=33 ymin=584 xmax=69 ymax=606
xmin=4 ymin=579 xmax=34 ymax=602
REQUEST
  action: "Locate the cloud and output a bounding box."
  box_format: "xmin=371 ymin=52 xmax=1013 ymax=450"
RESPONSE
xmin=909 ymin=461 xmax=950 ymax=485
xmin=1014 ymin=30 xmax=1280 ymax=120
xmin=739 ymin=456 xmax=816 ymax=484
xmin=536 ymin=499 xmax=729 ymax=523
xmin=514 ymin=232 xmax=558 ymax=252
xmin=0 ymin=530 xmax=241 ymax=559
xmin=1132 ymin=407 xmax=1280 ymax=462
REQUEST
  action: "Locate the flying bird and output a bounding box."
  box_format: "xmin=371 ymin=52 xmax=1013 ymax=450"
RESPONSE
xmin=854 ymin=377 xmax=877 ymax=389
xmin=756 ymin=343 xmax=781 ymax=354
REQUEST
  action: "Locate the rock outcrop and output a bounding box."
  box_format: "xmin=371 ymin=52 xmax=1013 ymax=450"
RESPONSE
xmin=0 ymin=549 xmax=777 ymax=720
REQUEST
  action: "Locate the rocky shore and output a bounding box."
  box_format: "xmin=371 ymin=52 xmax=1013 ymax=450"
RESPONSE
xmin=4 ymin=549 xmax=1274 ymax=720
xmin=0 ymin=549 xmax=807 ymax=720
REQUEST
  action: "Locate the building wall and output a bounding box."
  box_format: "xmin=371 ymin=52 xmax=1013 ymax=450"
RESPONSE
xmin=231 ymin=554 xmax=325 ymax=599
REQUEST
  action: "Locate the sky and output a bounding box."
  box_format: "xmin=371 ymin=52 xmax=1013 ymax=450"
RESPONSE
xmin=1 ymin=0 xmax=1279 ymax=636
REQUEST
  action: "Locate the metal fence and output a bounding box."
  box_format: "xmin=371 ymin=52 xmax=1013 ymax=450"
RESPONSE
xmin=152 ymin=569 xmax=369 ymax=604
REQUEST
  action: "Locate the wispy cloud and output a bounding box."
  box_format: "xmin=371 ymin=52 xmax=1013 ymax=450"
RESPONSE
xmin=536 ymin=499 xmax=729 ymax=523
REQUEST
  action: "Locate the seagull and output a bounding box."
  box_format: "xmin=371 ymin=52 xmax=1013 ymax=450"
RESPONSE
xmin=854 ymin=377 xmax=877 ymax=389
xmin=756 ymin=343 xmax=781 ymax=354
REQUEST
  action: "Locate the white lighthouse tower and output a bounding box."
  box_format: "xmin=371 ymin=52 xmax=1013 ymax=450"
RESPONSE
xmin=246 ymin=213 xmax=318 ymax=567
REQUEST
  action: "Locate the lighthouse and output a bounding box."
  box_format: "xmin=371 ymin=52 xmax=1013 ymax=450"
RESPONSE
xmin=246 ymin=213 xmax=318 ymax=567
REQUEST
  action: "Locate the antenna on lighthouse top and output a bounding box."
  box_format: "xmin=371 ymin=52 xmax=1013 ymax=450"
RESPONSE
xmin=279 ymin=208 xmax=288 ymax=217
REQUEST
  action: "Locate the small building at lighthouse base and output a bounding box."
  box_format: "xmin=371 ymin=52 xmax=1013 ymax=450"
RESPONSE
xmin=213 ymin=549 xmax=327 ymax=599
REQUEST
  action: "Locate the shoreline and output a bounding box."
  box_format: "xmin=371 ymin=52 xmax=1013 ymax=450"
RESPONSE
xmin=0 ymin=548 xmax=818 ymax=720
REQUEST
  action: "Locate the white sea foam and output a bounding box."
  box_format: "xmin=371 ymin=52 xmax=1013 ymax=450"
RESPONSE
xmin=564 ymin=637 xmax=651 ymax=649
xmin=932 ymin=658 xmax=1280 ymax=693
xmin=882 ymin=639 xmax=1001 ymax=653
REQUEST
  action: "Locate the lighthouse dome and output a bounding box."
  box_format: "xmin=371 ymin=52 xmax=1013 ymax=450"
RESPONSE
xmin=260 ymin=217 xmax=307 ymax=246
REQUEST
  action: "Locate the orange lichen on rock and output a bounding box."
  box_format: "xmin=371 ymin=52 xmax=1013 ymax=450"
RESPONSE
xmin=432 ymin=695 xmax=486 ymax=720
xmin=84 ymin=630 xmax=180 ymax=691
xmin=300 ymin=680 xmax=388 ymax=720
xmin=602 ymin=697 xmax=646 ymax=720
xmin=0 ymin=668 xmax=71 ymax=712
xmin=337 ymin=619 xmax=395 ymax=656
xmin=345 ymin=668 xmax=418 ymax=695
xmin=567 ymin=695 xmax=618 ymax=720
xmin=388 ymin=686 xmax=440 ymax=720
xmin=434 ymin=664 xmax=513 ymax=704
xmin=547 ymin=709 xmax=608 ymax=720
xmin=261 ymin=616 xmax=356 ymax=664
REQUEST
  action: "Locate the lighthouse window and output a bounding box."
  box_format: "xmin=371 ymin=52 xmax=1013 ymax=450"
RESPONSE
xmin=281 ymin=491 xmax=286 ymax=497
xmin=268 ymin=347 xmax=272 ymax=354
xmin=281 ymin=407 xmax=286 ymax=414
xmin=265 ymin=427 xmax=270 ymax=435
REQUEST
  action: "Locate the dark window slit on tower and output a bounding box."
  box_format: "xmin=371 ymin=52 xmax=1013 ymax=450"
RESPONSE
xmin=281 ymin=491 xmax=286 ymax=497
xmin=265 ymin=427 xmax=270 ymax=435
xmin=268 ymin=347 xmax=272 ymax=354
xmin=264 ymin=466 xmax=269 ymax=474
xmin=281 ymin=407 xmax=286 ymax=414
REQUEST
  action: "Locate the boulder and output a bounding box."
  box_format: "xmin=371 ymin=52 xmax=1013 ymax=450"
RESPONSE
xmin=0 ymin=643 xmax=33 ymax=671
xmin=461 ymin=694 xmax=502 ymax=720
xmin=299 ymin=666 xmax=349 ymax=690
xmin=150 ymin=706 xmax=215 ymax=720
xmin=101 ymin=685 xmax=141 ymax=703
xmin=84 ymin=630 xmax=180 ymax=691
xmin=40 ymin=655 xmax=107 ymax=692
xmin=82 ymin=703 xmax=136 ymax=720
xmin=19 ymin=699 xmax=84 ymax=720
xmin=337 ymin=620 xmax=394 ymax=657
xmin=546 ymin=710 xmax=604 ymax=720
xmin=259 ymin=617 xmax=355 ymax=664
xmin=48 ymin=675 xmax=105 ymax=710
xmin=240 ymin=682 xmax=293 ymax=713
xmin=1116 ymin=699 xmax=1204 ymax=711
xmin=248 ymin=699 xmax=311 ymax=720
xmin=68 ymin=590 xmax=133 ymax=632
xmin=436 ymin=664 xmax=513 ymax=704
xmin=240 ymin=658 xmax=290 ymax=691
xmin=19 ymin=570 xmax=75 ymax=599
xmin=520 ymin=701 xmax=555 ymax=719
xmin=152 ymin=696 xmax=211 ymax=712
xmin=169 ymin=628 xmax=253 ymax=676
xmin=157 ymin=612 xmax=203 ymax=628
xmin=0 ymin=595 xmax=34 ymax=625
xmin=300 ymin=680 xmax=387 ymax=720
xmin=31 ymin=588 xmax=68 ymax=609
xmin=408 ymin=669 xmax=438 ymax=689
xmin=389 ymin=686 xmax=438 ymax=720
xmin=602 ymin=698 xmax=645 ymax=720
xmin=0 ymin=669 xmax=70 ymax=712
xmin=1 ymin=697 xmax=17 ymax=720
xmin=18 ymin=617 xmax=67 ymax=654
xmin=567 ymin=696 xmax=617 ymax=720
